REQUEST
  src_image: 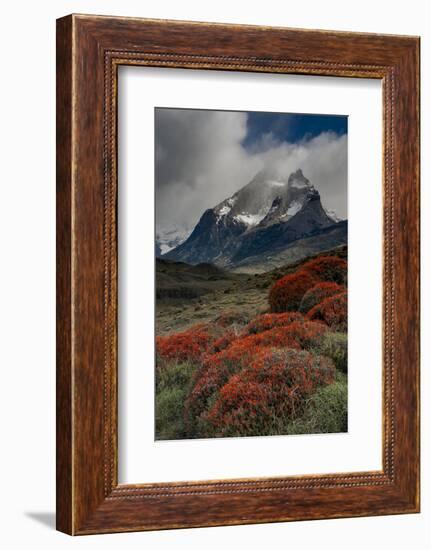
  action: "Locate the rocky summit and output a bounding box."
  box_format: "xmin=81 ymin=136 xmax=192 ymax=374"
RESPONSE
xmin=164 ymin=168 xmax=346 ymax=269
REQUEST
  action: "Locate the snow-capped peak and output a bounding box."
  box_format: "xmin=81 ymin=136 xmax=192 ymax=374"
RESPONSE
xmin=163 ymin=167 xmax=342 ymax=266
xmin=209 ymin=168 xmax=322 ymax=231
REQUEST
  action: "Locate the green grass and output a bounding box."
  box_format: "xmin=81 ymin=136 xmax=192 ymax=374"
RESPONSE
xmin=312 ymin=332 xmax=348 ymax=373
xmin=283 ymin=371 xmax=348 ymax=434
xmin=155 ymin=361 xmax=196 ymax=440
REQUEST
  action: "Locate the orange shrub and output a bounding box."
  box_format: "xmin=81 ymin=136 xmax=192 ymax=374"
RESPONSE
xmin=240 ymin=321 xmax=327 ymax=351
xmin=210 ymin=328 xmax=239 ymax=353
xmin=185 ymin=319 xmax=328 ymax=432
xmin=302 ymin=256 xmax=347 ymax=285
xmin=185 ymin=340 xmax=260 ymax=427
xmin=278 ymin=320 xmax=328 ymax=349
xmin=299 ymin=281 xmax=345 ymax=313
xmin=206 ymin=348 xmax=335 ymax=437
xmin=244 ymin=312 xmax=304 ymax=334
xmin=268 ymin=270 xmax=318 ymax=312
xmin=243 ymin=327 xmax=301 ymax=350
xmin=307 ymin=291 xmax=347 ymax=331
xmin=156 ymin=323 xmax=213 ymax=364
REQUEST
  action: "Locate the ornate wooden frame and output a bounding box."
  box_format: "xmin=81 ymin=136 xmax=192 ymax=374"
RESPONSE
xmin=56 ymin=14 xmax=420 ymax=535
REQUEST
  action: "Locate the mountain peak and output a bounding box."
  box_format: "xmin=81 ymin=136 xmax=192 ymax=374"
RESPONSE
xmin=255 ymin=168 xmax=318 ymax=228
xmin=212 ymin=167 xmax=315 ymax=227
xmin=164 ymin=168 xmax=340 ymax=266
xmin=288 ymin=168 xmax=313 ymax=190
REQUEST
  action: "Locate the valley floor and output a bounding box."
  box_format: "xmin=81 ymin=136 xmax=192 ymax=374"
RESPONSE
xmin=156 ymin=245 xmax=347 ymax=336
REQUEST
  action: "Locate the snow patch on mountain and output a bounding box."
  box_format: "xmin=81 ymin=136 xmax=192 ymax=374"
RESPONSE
xmin=235 ymin=212 xmax=267 ymax=226
xmin=325 ymin=209 xmax=342 ymax=223
xmin=218 ymin=205 xmax=231 ymax=216
xmin=216 ymin=197 xmax=236 ymax=217
xmin=285 ymin=200 xmax=303 ymax=218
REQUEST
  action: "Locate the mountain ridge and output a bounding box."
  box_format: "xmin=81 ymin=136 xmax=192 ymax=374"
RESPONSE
xmin=164 ymin=168 xmax=346 ymax=269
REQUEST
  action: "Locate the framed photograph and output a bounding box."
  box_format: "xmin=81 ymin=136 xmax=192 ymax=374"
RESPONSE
xmin=56 ymin=14 xmax=420 ymax=535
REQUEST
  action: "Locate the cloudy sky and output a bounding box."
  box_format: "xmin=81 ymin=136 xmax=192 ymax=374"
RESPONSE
xmin=155 ymin=108 xmax=347 ymax=236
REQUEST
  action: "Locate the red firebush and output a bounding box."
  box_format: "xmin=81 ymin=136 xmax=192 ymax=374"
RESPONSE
xmin=243 ymin=327 xmax=301 ymax=350
xmin=268 ymin=271 xmax=318 ymax=312
xmin=307 ymin=291 xmax=347 ymax=331
xmin=244 ymin=312 xmax=305 ymax=334
xmin=210 ymin=328 xmax=239 ymax=353
xmin=185 ymin=319 xmax=328 ymax=432
xmin=206 ymin=348 xmax=335 ymax=437
xmin=241 ymin=320 xmax=327 ymax=351
xmin=156 ymin=323 xmax=214 ymax=364
xmin=185 ymin=339 xmax=260 ymax=427
xmin=302 ymin=256 xmax=347 ymax=285
xmin=299 ymin=281 xmax=345 ymax=313
xmin=278 ymin=320 xmax=328 ymax=349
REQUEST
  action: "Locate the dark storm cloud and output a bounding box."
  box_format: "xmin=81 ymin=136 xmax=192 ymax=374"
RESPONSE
xmin=155 ymin=108 xmax=347 ymax=235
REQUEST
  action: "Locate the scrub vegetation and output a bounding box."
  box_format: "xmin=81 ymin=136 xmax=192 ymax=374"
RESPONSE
xmin=155 ymin=247 xmax=348 ymax=440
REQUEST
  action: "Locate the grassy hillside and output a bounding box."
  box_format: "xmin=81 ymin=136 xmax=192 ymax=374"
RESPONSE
xmin=156 ymin=245 xmax=347 ymax=335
